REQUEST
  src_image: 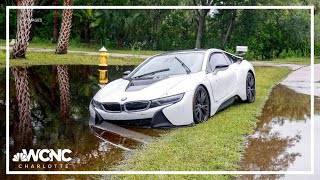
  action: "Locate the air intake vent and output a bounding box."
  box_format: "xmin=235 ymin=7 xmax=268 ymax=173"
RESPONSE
xmin=102 ymin=103 xmax=121 ymax=112
xmin=124 ymin=101 xmax=151 ymax=111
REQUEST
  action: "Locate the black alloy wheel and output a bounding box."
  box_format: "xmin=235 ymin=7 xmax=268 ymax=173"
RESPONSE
xmin=193 ymin=86 xmax=210 ymax=123
xmin=246 ymin=72 xmax=256 ymax=103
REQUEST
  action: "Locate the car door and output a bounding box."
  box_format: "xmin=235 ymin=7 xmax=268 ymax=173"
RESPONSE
xmin=206 ymin=52 xmax=237 ymax=102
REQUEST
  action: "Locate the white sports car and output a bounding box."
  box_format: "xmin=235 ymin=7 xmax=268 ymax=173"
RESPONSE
xmin=89 ymin=48 xmax=255 ymax=127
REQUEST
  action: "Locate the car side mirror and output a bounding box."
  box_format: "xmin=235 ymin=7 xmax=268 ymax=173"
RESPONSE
xmin=123 ymin=71 xmax=131 ymax=77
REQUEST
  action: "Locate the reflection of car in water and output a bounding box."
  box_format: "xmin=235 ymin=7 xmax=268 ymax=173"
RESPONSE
xmin=90 ymin=122 xmax=151 ymax=151
xmin=89 ymin=48 xmax=255 ymax=127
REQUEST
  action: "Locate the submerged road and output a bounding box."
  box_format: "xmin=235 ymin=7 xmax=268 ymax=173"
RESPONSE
xmin=238 ymin=64 xmax=319 ymax=179
xmin=281 ymin=64 xmax=320 ymax=180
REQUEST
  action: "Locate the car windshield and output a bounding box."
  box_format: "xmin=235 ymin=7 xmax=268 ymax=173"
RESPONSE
xmin=130 ymin=52 xmax=205 ymax=79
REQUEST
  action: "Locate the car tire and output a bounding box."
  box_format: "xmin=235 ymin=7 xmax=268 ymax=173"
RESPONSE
xmin=245 ymin=72 xmax=256 ymax=103
xmin=193 ymin=86 xmax=210 ymax=124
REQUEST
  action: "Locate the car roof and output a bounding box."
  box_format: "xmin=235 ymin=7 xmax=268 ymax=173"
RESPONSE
xmin=158 ymin=48 xmax=223 ymax=56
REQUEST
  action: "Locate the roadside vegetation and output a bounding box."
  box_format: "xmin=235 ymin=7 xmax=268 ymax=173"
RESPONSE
xmin=2 ymin=1 xmax=319 ymax=61
xmin=0 ymin=39 xmax=163 ymax=56
xmin=0 ymin=50 xmax=143 ymax=68
xmin=1 ymin=49 xmax=318 ymax=68
xmin=110 ymin=66 xmax=291 ymax=179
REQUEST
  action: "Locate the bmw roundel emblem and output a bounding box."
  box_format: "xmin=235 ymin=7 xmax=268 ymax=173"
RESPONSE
xmin=121 ymin=97 xmax=127 ymax=101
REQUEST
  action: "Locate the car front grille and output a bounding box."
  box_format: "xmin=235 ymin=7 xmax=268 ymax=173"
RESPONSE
xmin=102 ymin=103 xmax=121 ymax=112
xmin=124 ymin=101 xmax=151 ymax=111
xmin=101 ymin=101 xmax=151 ymax=112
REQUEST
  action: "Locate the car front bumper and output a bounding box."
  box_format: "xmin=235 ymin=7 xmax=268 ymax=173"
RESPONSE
xmin=89 ymin=91 xmax=194 ymax=127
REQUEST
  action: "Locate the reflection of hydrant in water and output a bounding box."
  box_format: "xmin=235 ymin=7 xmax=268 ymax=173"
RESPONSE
xmin=99 ymin=46 xmax=108 ymax=84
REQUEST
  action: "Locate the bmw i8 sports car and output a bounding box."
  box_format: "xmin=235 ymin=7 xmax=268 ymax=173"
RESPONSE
xmin=89 ymin=48 xmax=255 ymax=127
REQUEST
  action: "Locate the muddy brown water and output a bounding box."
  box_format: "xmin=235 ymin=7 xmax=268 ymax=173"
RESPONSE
xmin=0 ymin=65 xmax=170 ymax=176
xmin=238 ymin=84 xmax=320 ymax=179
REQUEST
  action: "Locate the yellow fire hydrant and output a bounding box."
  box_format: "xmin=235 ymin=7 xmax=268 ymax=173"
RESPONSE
xmin=99 ymin=46 xmax=108 ymax=84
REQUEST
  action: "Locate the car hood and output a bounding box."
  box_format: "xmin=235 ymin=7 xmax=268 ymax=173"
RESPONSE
xmin=94 ymin=75 xmax=189 ymax=102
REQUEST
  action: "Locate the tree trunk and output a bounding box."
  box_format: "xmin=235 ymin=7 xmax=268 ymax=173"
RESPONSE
xmin=193 ymin=0 xmax=213 ymax=49
xmin=57 ymin=65 xmax=70 ymax=120
xmin=117 ymin=35 xmax=123 ymax=48
xmin=52 ymin=0 xmax=59 ymax=43
xmin=195 ymin=13 xmax=205 ymax=49
xmin=55 ymin=0 xmax=74 ymax=54
xmin=84 ymin=23 xmax=90 ymax=44
xmin=151 ymin=9 xmax=161 ymax=50
xmin=222 ymin=10 xmax=237 ymax=49
xmin=11 ymin=0 xmax=34 ymax=151
xmin=11 ymin=0 xmax=34 ymax=58
xmin=12 ymin=68 xmax=32 ymax=151
xmin=17 ymin=0 xmax=21 ymax=28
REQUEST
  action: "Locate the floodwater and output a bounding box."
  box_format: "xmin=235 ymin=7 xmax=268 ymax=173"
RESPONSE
xmin=1 ymin=64 xmax=319 ymax=178
xmin=238 ymin=84 xmax=320 ymax=179
xmin=0 ymin=65 xmax=169 ymax=176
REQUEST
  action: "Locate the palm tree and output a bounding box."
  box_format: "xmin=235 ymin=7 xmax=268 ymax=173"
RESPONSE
xmin=74 ymin=9 xmax=102 ymax=45
xmin=55 ymin=0 xmax=74 ymax=54
xmin=11 ymin=0 xmax=34 ymax=58
xmin=57 ymin=65 xmax=70 ymax=120
xmin=12 ymin=67 xmax=33 ymax=150
xmin=55 ymin=1 xmax=73 ymax=119
xmin=11 ymin=0 xmax=34 ymax=150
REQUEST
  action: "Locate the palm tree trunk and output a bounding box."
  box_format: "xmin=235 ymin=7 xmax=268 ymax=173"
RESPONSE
xmin=12 ymin=68 xmax=32 ymax=150
xmin=57 ymin=65 xmax=70 ymax=120
xmin=11 ymin=0 xmax=34 ymax=150
xmin=55 ymin=0 xmax=74 ymax=54
xmin=11 ymin=0 xmax=34 ymax=58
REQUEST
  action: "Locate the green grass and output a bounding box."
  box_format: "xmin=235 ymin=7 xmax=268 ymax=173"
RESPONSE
xmin=0 ymin=39 xmax=163 ymax=56
xmin=0 ymin=50 xmax=144 ymax=68
xmin=252 ymin=57 xmax=320 ymax=65
xmin=110 ymin=66 xmax=291 ymax=179
xmin=2 ymin=39 xmax=318 ymax=64
xmin=0 ymin=39 xmax=4 ymax=46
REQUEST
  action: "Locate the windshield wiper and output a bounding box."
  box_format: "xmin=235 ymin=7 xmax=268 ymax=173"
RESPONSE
xmin=174 ymin=57 xmax=191 ymax=74
xmin=133 ymin=68 xmax=170 ymax=79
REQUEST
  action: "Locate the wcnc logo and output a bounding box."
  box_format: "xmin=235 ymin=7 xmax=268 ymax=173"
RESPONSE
xmin=12 ymin=149 xmax=72 ymax=162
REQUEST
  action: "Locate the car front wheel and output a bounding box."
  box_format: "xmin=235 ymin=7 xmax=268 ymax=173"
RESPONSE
xmin=245 ymin=72 xmax=256 ymax=103
xmin=193 ymin=86 xmax=210 ymax=124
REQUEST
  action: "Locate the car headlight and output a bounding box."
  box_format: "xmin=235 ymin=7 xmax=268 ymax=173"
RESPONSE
xmin=91 ymin=99 xmax=102 ymax=109
xmin=150 ymin=93 xmax=184 ymax=108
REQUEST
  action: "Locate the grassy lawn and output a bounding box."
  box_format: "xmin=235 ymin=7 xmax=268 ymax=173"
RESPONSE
xmin=0 ymin=50 xmax=144 ymax=68
xmin=1 ymin=39 xmax=318 ymax=65
xmin=109 ymin=66 xmax=291 ymax=179
xmin=0 ymin=39 xmax=163 ymax=56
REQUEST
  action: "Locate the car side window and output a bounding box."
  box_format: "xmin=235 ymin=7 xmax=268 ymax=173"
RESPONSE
xmin=208 ymin=53 xmax=229 ymax=71
xmin=224 ymin=53 xmax=234 ymax=64
xmin=225 ymin=53 xmax=237 ymax=64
